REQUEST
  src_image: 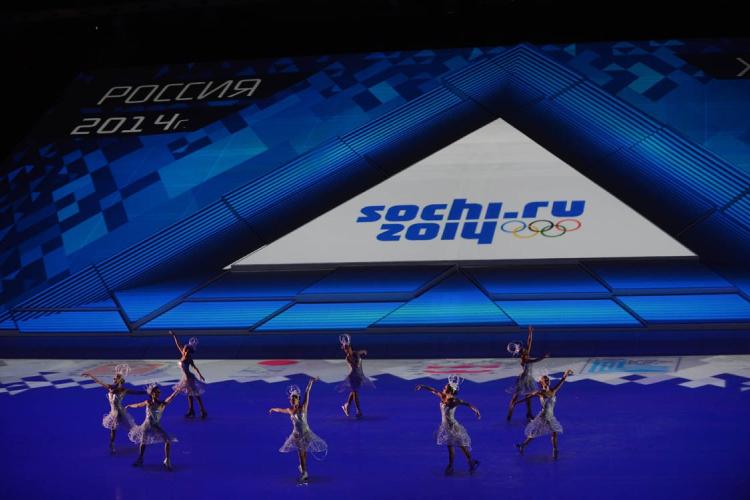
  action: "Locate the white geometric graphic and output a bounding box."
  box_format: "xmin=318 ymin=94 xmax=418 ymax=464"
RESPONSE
xmin=2 ymin=355 xmax=749 ymax=396
xmin=232 ymin=117 xmax=693 ymax=269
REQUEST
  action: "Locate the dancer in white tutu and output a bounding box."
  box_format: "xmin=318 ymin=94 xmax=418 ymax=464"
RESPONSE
xmin=127 ymin=383 xmax=180 ymax=470
xmin=515 ymin=369 xmax=574 ymax=460
xmin=416 ymin=375 xmax=481 ymax=476
xmin=82 ymin=364 xmax=141 ymax=453
xmin=170 ymin=331 xmax=208 ymax=418
xmin=269 ymin=377 xmax=327 ymax=485
xmin=506 ymin=325 xmax=549 ymax=422
xmin=338 ymin=334 xmax=374 ymax=418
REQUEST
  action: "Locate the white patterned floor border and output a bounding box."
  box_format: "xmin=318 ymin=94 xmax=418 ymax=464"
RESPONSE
xmin=2 ymin=355 xmax=750 ymax=396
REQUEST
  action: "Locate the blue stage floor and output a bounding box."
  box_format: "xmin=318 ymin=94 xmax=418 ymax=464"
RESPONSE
xmin=1 ymin=357 xmax=749 ymax=499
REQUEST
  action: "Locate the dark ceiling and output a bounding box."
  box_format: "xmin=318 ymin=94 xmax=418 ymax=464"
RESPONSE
xmin=0 ymin=0 xmax=746 ymax=162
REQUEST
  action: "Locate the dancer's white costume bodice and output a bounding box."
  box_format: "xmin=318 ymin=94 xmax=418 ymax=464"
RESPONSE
xmin=440 ymin=402 xmax=458 ymax=425
xmin=290 ymin=410 xmax=310 ymax=435
xmin=146 ymin=401 xmax=164 ymax=425
xmin=107 ymin=390 xmax=125 ymax=412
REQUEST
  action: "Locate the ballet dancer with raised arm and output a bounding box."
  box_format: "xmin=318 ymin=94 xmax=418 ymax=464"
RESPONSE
xmin=416 ymin=375 xmax=481 ymax=476
xmin=507 ymin=325 xmax=549 ymax=421
xmin=170 ymin=331 xmax=208 ymax=418
xmin=515 ymin=369 xmax=575 ymax=460
xmin=269 ymin=377 xmax=328 ymax=485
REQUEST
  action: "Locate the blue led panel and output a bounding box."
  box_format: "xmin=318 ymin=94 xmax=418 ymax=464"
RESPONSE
xmin=76 ymin=298 xmax=118 ymax=309
xmin=495 ymin=299 xmax=639 ymax=326
xmin=588 ymin=261 xmax=732 ymax=292
xmin=469 ymin=266 xmax=607 ymax=296
xmin=300 ymin=267 xmax=447 ymax=296
xmin=618 ymin=294 xmax=750 ymax=323
xmin=190 ymin=271 xmax=328 ymax=299
xmin=377 ymin=273 xmax=511 ymax=326
xmin=141 ymin=301 xmax=289 ymax=330
xmin=257 ymin=302 xmax=403 ymax=331
xmin=0 ymin=317 xmax=17 ymax=330
xmin=115 ymin=278 xmax=207 ymax=322
xmin=17 ymin=311 xmax=129 ymax=333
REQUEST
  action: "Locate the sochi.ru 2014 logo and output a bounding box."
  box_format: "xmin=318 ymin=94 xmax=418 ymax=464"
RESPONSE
xmin=356 ymin=198 xmax=584 ymax=245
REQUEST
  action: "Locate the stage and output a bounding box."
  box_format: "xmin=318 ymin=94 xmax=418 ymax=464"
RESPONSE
xmin=1 ymin=356 xmax=748 ymax=499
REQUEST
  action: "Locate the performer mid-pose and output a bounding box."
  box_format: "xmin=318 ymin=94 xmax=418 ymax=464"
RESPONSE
xmin=170 ymin=331 xmax=208 ymax=418
xmin=127 ymin=383 xmax=180 ymax=470
xmin=338 ymin=334 xmax=374 ymax=418
xmin=269 ymin=377 xmax=328 ymax=485
xmin=82 ymin=364 xmax=139 ymax=453
xmin=506 ymin=325 xmax=549 ymax=422
xmin=515 ymin=369 xmax=574 ymax=460
xmin=416 ymin=375 xmax=481 ymax=476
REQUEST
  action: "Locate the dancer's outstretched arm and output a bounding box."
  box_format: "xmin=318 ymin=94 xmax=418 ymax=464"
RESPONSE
xmin=552 ymin=370 xmax=574 ymax=394
xmin=513 ymin=391 xmax=541 ymax=407
xmin=126 ymin=400 xmax=149 ymax=410
xmin=415 ymin=384 xmax=440 ymax=397
xmin=268 ymin=407 xmax=292 ymax=415
xmin=169 ymin=330 xmax=183 ymax=354
xmin=81 ymin=373 xmax=110 ymax=389
xmin=527 ymin=353 xmax=550 ymax=364
xmin=302 ymin=377 xmax=317 ymax=413
xmin=456 ymin=398 xmax=481 ymax=419
xmin=190 ymin=359 xmax=206 ymax=381
xmin=526 ymin=325 xmax=534 ymax=353
xmin=164 ymin=389 xmax=181 ymax=405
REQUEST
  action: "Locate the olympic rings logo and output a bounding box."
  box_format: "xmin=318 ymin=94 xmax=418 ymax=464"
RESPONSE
xmin=500 ymin=218 xmax=582 ymax=238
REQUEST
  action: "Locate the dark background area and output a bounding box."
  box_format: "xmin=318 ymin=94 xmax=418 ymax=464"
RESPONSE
xmin=0 ymin=0 xmax=745 ymax=164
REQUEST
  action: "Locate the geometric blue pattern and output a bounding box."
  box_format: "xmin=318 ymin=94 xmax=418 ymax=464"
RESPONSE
xmin=257 ymin=302 xmax=404 ymax=331
xmin=377 ymin=273 xmax=511 ymax=326
xmin=470 ymin=266 xmax=607 ymax=296
xmin=299 ymin=267 xmax=447 ymax=297
xmin=495 ymin=299 xmax=640 ymax=326
xmin=115 ymin=277 xmax=208 ymax=323
xmin=16 ymin=311 xmax=129 ymax=333
xmin=4 ymin=39 xmax=750 ymax=335
xmin=618 ymin=294 xmax=750 ymax=323
xmin=588 ymin=261 xmax=733 ymax=291
xmin=141 ymin=300 xmax=289 ymax=330
xmin=190 ymin=272 xmax=327 ymax=299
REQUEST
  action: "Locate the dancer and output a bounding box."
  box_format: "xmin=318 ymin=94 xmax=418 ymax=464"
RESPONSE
xmin=127 ymin=383 xmax=180 ymax=470
xmin=170 ymin=330 xmax=208 ymax=418
xmin=416 ymin=375 xmax=481 ymax=476
xmin=338 ymin=334 xmax=374 ymax=418
xmin=506 ymin=325 xmax=549 ymax=422
xmin=269 ymin=377 xmax=328 ymax=485
xmin=82 ymin=364 xmax=139 ymax=453
xmin=515 ymin=369 xmax=574 ymax=460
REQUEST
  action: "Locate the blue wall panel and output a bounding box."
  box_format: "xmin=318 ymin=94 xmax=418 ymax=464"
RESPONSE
xmin=141 ymin=300 xmax=289 ymax=330
xmin=495 ymin=299 xmax=640 ymax=327
xmin=257 ymin=302 xmax=403 ymax=331
xmin=377 ymin=273 xmax=511 ymax=326
xmin=469 ymin=266 xmax=607 ymax=296
xmin=618 ymin=294 xmax=750 ymax=323
xmin=191 ymin=271 xmax=328 ymax=299
xmin=300 ymin=267 xmax=447 ymax=296
xmin=588 ymin=261 xmax=733 ymax=292
xmin=17 ymin=311 xmax=129 ymax=333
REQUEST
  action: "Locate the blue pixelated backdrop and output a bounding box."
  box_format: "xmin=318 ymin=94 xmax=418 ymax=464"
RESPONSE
xmin=1 ymin=39 xmax=749 ymax=343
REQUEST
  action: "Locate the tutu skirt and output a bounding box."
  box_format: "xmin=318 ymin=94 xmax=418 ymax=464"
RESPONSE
xmin=173 ymin=373 xmax=206 ymax=396
xmin=337 ymin=370 xmax=375 ymax=392
xmin=524 ymin=413 xmax=563 ymax=438
xmin=279 ymin=430 xmax=328 ymax=454
xmin=102 ymin=408 xmax=134 ymax=430
xmin=436 ymin=421 xmax=472 ymax=449
xmin=507 ymin=371 xmax=536 ymax=395
xmin=128 ymin=421 xmax=178 ymax=445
